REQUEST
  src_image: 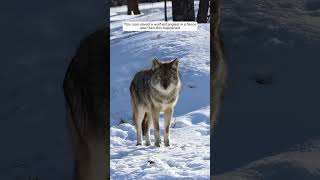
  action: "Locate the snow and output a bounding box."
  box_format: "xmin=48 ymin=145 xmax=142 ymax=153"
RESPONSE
xmin=213 ymin=0 xmax=320 ymax=179
xmin=3 ymin=0 xmax=319 ymax=179
xmin=0 ymin=0 xmax=105 ymax=179
xmin=110 ymin=1 xmax=210 ymax=179
xmin=214 ymin=140 xmax=320 ymax=180
xmin=110 ymin=121 xmax=210 ymax=180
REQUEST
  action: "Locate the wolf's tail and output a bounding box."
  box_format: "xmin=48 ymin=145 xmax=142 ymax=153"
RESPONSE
xmin=142 ymin=113 xmax=148 ymax=136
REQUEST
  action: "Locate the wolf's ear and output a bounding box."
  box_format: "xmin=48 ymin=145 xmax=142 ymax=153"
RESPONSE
xmin=152 ymin=58 xmax=161 ymax=70
xmin=171 ymin=58 xmax=179 ymax=70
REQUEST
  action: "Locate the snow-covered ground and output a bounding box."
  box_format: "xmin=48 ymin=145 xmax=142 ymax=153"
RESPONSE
xmin=0 ymin=0 xmax=105 ymax=179
xmin=214 ymin=140 xmax=320 ymax=180
xmin=213 ymin=0 xmax=320 ymax=179
xmin=110 ymin=1 xmax=210 ymax=179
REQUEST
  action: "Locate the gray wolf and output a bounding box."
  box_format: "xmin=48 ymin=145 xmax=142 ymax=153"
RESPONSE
xmin=212 ymin=0 xmax=228 ymax=128
xmin=130 ymin=58 xmax=181 ymax=147
xmin=63 ymin=30 xmax=107 ymax=180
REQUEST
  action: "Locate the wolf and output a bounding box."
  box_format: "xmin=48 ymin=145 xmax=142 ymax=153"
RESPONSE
xmin=130 ymin=58 xmax=181 ymax=147
xmin=63 ymin=29 xmax=107 ymax=180
xmin=212 ymin=0 xmax=228 ymax=128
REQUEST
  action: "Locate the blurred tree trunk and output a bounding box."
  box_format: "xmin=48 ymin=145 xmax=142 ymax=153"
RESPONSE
xmin=127 ymin=0 xmax=140 ymax=15
xmin=164 ymin=0 xmax=168 ymax=21
xmin=172 ymin=0 xmax=195 ymax=21
xmin=197 ymin=0 xmax=209 ymax=23
xmin=211 ymin=0 xmax=228 ymax=128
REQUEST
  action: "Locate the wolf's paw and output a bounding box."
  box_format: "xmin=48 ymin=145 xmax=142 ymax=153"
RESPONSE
xmin=154 ymin=142 xmax=161 ymax=147
xmin=164 ymin=138 xmax=170 ymax=147
xmin=136 ymin=142 xmax=142 ymax=146
xmin=145 ymin=141 xmax=151 ymax=146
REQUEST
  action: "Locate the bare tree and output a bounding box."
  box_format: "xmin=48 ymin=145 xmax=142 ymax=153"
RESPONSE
xmin=211 ymin=0 xmax=228 ymax=128
xmin=127 ymin=0 xmax=140 ymax=15
xmin=197 ymin=0 xmax=210 ymax=23
xmin=172 ymin=0 xmax=195 ymax=21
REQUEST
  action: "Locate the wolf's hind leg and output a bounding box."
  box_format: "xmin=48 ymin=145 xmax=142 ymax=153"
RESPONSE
xmin=145 ymin=112 xmax=152 ymax=146
xmin=164 ymin=108 xmax=173 ymax=146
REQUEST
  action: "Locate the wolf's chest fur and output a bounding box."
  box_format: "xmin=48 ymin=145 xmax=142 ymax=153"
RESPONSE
xmin=150 ymin=83 xmax=180 ymax=111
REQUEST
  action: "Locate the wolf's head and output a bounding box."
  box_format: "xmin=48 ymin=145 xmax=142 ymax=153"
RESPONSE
xmin=151 ymin=58 xmax=180 ymax=94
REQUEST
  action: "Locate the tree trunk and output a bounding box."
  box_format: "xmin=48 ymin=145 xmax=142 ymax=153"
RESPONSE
xmin=197 ymin=0 xmax=209 ymax=23
xmin=164 ymin=0 xmax=168 ymax=21
xmin=211 ymin=0 xmax=228 ymax=128
xmin=127 ymin=0 xmax=140 ymax=15
xmin=172 ymin=0 xmax=195 ymax=21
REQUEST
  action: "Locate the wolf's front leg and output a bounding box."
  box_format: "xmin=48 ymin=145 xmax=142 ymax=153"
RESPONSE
xmin=164 ymin=108 xmax=173 ymax=146
xmin=135 ymin=111 xmax=144 ymax=146
xmin=151 ymin=108 xmax=161 ymax=147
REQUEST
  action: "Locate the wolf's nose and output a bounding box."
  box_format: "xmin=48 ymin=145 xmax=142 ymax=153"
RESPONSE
xmin=162 ymin=83 xmax=168 ymax=89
